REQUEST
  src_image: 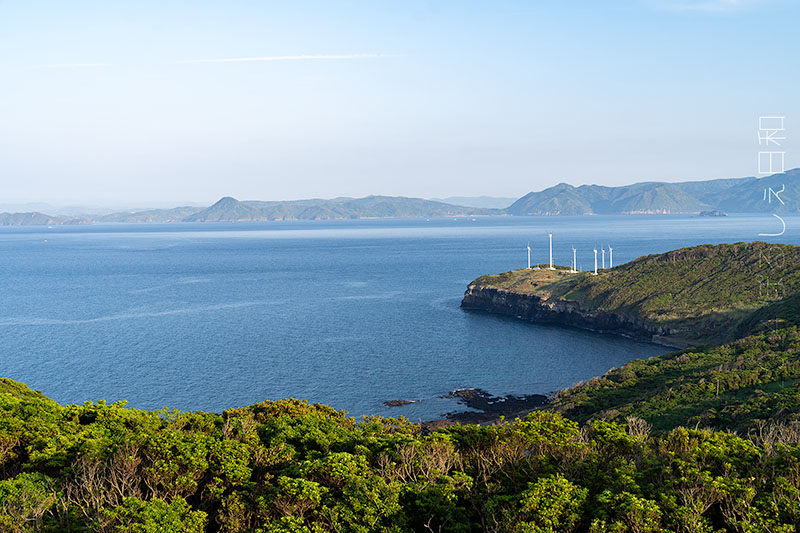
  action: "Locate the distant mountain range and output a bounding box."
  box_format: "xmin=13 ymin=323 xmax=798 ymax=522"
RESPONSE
xmin=181 ymin=195 xmax=499 ymax=222
xmin=508 ymin=169 xmax=798 ymax=215
xmin=0 ymin=196 xmax=496 ymax=226
xmin=0 ymin=169 xmax=796 ymax=225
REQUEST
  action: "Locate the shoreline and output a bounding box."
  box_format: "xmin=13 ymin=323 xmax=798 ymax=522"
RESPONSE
xmin=390 ymin=388 xmax=549 ymax=434
xmin=461 ymin=286 xmax=695 ymax=350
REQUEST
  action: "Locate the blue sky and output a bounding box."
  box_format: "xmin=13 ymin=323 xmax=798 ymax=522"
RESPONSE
xmin=1 ymin=0 xmax=798 ymax=205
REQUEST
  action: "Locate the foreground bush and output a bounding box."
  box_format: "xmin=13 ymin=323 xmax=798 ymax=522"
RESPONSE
xmin=3 ymin=381 xmax=800 ymax=532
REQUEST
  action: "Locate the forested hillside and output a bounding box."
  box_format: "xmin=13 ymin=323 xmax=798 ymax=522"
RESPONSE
xmin=549 ymin=327 xmax=800 ymax=433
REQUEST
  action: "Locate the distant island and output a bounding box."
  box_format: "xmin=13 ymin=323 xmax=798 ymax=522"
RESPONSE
xmin=506 ymin=168 xmax=798 ymax=215
xmin=462 ymin=241 xmax=800 ymax=346
xmin=0 ymin=168 xmax=796 ymax=225
xmin=0 ymin=196 xmax=498 ymax=226
xmin=699 ymin=209 xmax=728 ymax=216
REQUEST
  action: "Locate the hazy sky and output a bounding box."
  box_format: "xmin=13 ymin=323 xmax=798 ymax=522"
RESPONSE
xmin=1 ymin=0 xmax=798 ymax=205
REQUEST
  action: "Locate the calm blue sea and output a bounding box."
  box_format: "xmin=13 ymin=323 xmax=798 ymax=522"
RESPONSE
xmin=0 ymin=214 xmax=795 ymax=420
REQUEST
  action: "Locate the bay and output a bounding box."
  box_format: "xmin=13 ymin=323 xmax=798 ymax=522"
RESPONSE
xmin=0 ymin=214 xmax=791 ymax=420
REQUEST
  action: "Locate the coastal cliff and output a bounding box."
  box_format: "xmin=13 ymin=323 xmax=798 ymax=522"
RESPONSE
xmin=460 ymin=242 xmax=800 ymax=346
xmin=461 ymin=284 xmax=684 ymax=347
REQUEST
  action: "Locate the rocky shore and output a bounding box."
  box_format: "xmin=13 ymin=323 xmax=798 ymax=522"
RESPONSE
xmin=417 ymin=388 xmax=548 ymax=434
xmin=460 ymin=285 xmax=690 ymax=349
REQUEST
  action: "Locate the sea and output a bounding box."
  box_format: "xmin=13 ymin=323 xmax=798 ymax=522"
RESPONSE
xmin=0 ymin=214 xmax=795 ymax=421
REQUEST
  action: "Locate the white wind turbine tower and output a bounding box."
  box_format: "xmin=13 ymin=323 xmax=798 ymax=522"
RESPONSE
xmin=609 ymin=245 xmax=613 ymax=268
xmin=601 ymin=247 xmax=606 ymax=269
xmin=571 ymin=247 xmax=577 ymax=273
xmin=527 ymin=242 xmax=531 ymax=269
xmin=593 ymin=249 xmax=598 ymax=275
xmin=548 ymin=233 xmax=554 ymax=270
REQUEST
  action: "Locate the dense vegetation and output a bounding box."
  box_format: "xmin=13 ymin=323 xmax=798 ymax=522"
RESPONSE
xmin=549 ymin=327 xmax=800 ymax=433
xmin=5 ymin=362 xmax=800 ymax=532
xmin=471 ymin=241 xmax=800 ymax=344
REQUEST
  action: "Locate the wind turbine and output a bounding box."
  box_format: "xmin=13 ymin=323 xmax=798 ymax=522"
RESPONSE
xmin=601 ymin=247 xmax=606 ymax=269
xmin=571 ymin=247 xmax=577 ymax=273
xmin=527 ymin=242 xmax=531 ymax=269
xmin=609 ymin=245 xmax=613 ymax=268
xmin=593 ymin=249 xmax=598 ymax=275
xmin=548 ymin=233 xmax=554 ymax=270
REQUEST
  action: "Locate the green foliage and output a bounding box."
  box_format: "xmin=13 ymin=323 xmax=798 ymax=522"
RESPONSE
xmin=590 ymin=491 xmax=662 ymax=533
xmin=0 ymin=473 xmax=58 ymax=532
xmin=0 ymin=379 xmax=53 ymax=403
xmin=6 ymin=325 xmax=800 ymax=532
xmin=549 ymin=327 xmax=800 ymax=433
xmin=0 ymin=390 xmax=796 ymax=532
xmin=106 ymin=497 xmax=206 ymax=532
xmin=509 ymin=474 xmax=587 ymax=532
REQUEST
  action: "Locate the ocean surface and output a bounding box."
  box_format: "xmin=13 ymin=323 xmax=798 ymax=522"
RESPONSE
xmin=0 ymin=214 xmax=795 ymax=420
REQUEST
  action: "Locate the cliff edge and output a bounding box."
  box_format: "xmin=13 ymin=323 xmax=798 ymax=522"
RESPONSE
xmin=461 ymin=242 xmax=800 ymax=346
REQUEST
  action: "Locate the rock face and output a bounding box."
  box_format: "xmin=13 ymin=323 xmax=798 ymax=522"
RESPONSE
xmin=461 ymin=285 xmax=683 ymax=346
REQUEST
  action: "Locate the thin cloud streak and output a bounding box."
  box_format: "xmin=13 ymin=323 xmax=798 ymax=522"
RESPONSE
xmin=176 ymin=53 xmax=402 ymax=64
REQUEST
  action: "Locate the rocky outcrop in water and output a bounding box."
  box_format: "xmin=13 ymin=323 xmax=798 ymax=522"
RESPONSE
xmin=461 ymin=285 xmax=685 ymax=347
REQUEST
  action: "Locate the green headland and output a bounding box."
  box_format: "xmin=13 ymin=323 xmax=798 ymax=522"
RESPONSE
xmin=463 ymin=241 xmax=800 ymax=346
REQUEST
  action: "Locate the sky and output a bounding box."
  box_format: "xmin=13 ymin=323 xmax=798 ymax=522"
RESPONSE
xmin=1 ymin=0 xmax=798 ymax=205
